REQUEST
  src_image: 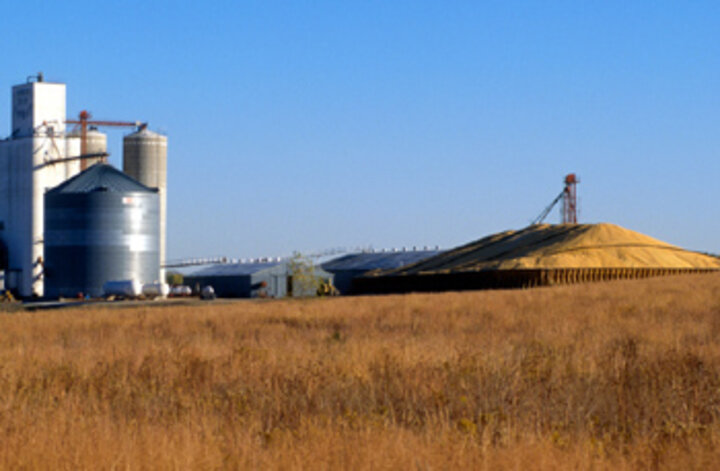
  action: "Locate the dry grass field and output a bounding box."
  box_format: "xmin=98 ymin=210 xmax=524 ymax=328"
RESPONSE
xmin=2 ymin=274 xmax=720 ymax=470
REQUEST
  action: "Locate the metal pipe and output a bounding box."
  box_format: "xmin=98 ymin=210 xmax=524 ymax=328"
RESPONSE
xmin=33 ymin=153 xmax=109 ymax=171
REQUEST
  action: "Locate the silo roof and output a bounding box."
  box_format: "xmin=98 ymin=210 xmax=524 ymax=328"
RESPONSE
xmin=322 ymin=250 xmax=442 ymax=272
xmin=125 ymin=128 xmax=166 ymax=139
xmin=382 ymin=223 xmax=720 ymax=275
xmin=48 ymin=163 xmax=156 ymax=194
xmin=187 ymin=261 xmax=282 ymax=277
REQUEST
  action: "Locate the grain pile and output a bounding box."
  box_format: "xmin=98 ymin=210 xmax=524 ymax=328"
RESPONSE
xmin=390 ymin=223 xmax=720 ymax=274
xmin=354 ymin=223 xmax=720 ymax=294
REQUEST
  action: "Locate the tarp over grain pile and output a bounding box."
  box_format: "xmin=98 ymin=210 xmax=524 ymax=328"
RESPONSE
xmin=354 ymin=223 xmax=720 ymax=294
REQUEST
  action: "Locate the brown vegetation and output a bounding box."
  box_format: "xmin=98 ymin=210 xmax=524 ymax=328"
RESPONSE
xmin=2 ymin=274 xmax=720 ymax=469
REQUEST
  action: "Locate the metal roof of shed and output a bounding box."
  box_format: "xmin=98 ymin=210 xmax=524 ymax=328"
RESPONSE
xmin=186 ymin=261 xmax=283 ymax=277
xmin=322 ymin=250 xmax=441 ymax=272
xmin=48 ymin=163 xmax=155 ymax=194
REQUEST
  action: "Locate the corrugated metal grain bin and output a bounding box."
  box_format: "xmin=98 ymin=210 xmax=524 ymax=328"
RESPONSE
xmin=43 ymin=163 xmax=160 ymax=298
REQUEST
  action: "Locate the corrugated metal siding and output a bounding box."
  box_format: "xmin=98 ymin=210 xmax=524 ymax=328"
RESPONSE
xmin=322 ymin=251 xmax=441 ymax=272
xmin=184 ymin=274 xmax=252 ymax=298
xmin=189 ymin=261 xmax=282 ymax=277
xmin=44 ymin=191 xmax=160 ymax=298
xmin=43 ymin=165 xmax=159 ymax=298
xmin=322 ymin=251 xmax=441 ymax=294
xmin=328 ymin=270 xmax=366 ymax=295
xmin=184 ymin=262 xmax=332 ymax=298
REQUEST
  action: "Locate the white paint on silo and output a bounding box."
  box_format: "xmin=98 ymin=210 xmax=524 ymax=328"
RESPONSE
xmin=64 ymin=133 xmax=81 ymax=180
xmin=123 ymin=128 xmax=167 ymax=281
xmin=0 ymin=77 xmax=83 ymax=296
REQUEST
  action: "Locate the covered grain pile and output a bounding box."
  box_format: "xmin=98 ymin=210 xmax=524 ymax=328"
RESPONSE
xmin=354 ymin=223 xmax=720 ymax=294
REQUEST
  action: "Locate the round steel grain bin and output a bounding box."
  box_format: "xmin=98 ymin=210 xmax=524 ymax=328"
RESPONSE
xmin=43 ymin=164 xmax=160 ymax=298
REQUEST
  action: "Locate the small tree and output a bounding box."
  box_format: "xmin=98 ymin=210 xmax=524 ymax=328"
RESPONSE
xmin=287 ymin=252 xmax=322 ymax=297
xmin=166 ymin=271 xmax=183 ymax=286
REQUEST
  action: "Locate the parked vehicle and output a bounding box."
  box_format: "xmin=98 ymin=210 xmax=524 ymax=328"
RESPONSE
xmin=200 ymin=285 xmax=216 ymax=300
xmin=102 ymin=280 xmax=142 ymax=299
xmin=170 ymin=285 xmax=192 ymax=297
xmin=142 ymin=282 xmax=170 ymax=299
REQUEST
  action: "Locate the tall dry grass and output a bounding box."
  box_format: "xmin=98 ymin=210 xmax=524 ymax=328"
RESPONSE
xmin=1 ymin=274 xmax=720 ymax=469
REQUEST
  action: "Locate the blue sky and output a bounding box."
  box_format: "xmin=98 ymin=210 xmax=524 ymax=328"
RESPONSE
xmin=2 ymin=1 xmax=719 ymax=259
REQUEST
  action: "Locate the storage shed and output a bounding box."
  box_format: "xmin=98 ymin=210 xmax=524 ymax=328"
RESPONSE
xmin=322 ymin=249 xmax=441 ymax=294
xmin=184 ymin=260 xmax=333 ymax=298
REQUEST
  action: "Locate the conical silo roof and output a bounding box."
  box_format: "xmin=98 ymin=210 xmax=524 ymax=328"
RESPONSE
xmin=48 ymin=163 xmax=156 ymax=194
xmin=124 ymin=127 xmax=166 ymax=141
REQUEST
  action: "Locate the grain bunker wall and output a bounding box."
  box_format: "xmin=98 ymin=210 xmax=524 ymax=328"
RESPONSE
xmin=354 ymin=267 xmax=720 ymax=295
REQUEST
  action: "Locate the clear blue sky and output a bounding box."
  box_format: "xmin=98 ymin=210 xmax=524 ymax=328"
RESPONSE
xmin=3 ymin=1 xmax=719 ymax=259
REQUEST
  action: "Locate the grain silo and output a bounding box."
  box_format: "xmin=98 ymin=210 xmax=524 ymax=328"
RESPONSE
xmin=0 ymin=74 xmax=84 ymax=297
xmin=123 ymin=128 xmax=167 ymax=280
xmin=43 ymin=163 xmax=160 ymax=298
xmin=67 ymin=127 xmax=107 ymax=168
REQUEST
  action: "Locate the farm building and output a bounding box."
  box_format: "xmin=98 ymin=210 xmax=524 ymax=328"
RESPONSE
xmin=183 ymin=260 xmax=333 ymax=298
xmin=354 ymin=223 xmax=720 ymax=294
xmin=322 ymin=249 xmax=441 ymax=294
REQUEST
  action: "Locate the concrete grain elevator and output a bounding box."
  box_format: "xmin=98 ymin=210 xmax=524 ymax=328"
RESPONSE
xmin=0 ymin=73 xmax=167 ymax=297
xmin=0 ymin=74 xmax=77 ymax=296
xmin=123 ymin=128 xmax=167 ymax=281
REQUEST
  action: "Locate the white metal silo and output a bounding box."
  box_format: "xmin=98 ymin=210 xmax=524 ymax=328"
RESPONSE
xmin=123 ymin=128 xmax=167 ymax=281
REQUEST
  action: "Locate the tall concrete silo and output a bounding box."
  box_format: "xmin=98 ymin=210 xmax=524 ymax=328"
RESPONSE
xmin=67 ymin=127 xmax=107 ymax=168
xmin=0 ymin=74 xmax=81 ymax=297
xmin=43 ymin=164 xmax=160 ymax=298
xmin=123 ymin=128 xmax=167 ymax=280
